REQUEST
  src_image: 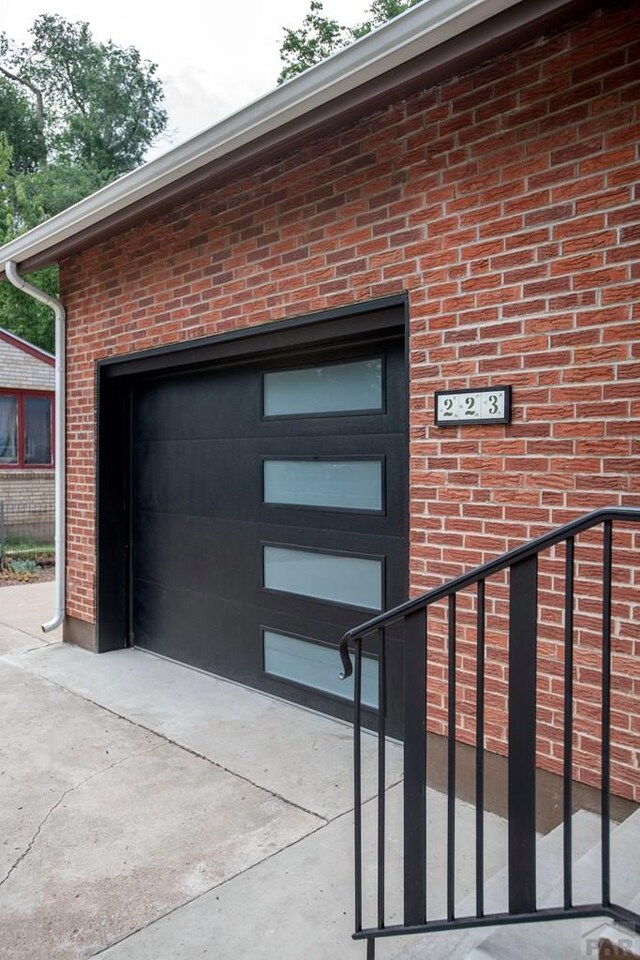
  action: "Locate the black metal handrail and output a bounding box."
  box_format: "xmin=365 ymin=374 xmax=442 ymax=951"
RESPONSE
xmin=339 ymin=506 xmax=640 ymax=959
xmin=340 ymin=507 xmax=640 ymax=669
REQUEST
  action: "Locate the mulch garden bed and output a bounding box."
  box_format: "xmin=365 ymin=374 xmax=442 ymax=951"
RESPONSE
xmin=0 ymin=566 xmax=56 ymax=587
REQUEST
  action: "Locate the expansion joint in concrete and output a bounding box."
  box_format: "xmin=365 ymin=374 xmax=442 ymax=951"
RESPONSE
xmin=9 ymin=655 xmax=333 ymax=825
xmin=89 ymin=776 xmax=404 ymax=957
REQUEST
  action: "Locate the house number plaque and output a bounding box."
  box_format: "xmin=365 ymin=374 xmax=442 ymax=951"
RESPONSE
xmin=435 ymin=386 xmax=511 ymax=426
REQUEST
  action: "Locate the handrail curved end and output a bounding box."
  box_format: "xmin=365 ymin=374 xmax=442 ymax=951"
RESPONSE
xmin=339 ymin=634 xmax=354 ymax=680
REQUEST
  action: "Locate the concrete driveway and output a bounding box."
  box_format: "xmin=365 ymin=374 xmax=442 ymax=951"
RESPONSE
xmin=0 ymin=583 xmax=510 ymax=960
xmin=0 ymin=583 xmax=397 ymax=959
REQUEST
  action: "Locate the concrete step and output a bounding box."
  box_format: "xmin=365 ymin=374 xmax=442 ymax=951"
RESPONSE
xmin=478 ymin=809 xmax=602 ymax=917
xmin=356 ymin=784 xmax=510 ymax=933
xmin=465 ymin=911 xmax=640 ymax=960
xmin=462 ymin=807 xmax=640 ymax=960
xmin=384 ymin=808 xmax=601 ymax=960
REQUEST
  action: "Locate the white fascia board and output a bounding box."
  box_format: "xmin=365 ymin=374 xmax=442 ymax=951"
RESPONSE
xmin=0 ymin=0 xmax=522 ymax=269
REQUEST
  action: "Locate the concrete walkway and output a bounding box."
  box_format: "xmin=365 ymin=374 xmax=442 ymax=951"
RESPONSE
xmin=0 ymin=583 xmax=511 ymax=960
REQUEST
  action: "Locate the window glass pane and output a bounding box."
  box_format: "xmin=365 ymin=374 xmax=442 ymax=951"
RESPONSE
xmin=264 ymin=545 xmax=382 ymax=610
xmin=264 ymin=460 xmax=382 ymax=510
xmin=0 ymin=395 xmax=18 ymax=464
xmin=264 ymin=358 xmax=382 ymax=416
xmin=24 ymin=396 xmax=52 ymax=465
xmin=264 ymin=630 xmax=378 ymax=708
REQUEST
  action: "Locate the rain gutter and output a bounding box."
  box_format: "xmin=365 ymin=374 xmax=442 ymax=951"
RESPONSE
xmin=3 ymin=261 xmax=65 ymax=633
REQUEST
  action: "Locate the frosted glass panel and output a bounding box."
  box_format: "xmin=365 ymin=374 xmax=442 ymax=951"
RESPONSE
xmin=264 ymin=546 xmax=382 ymax=610
xmin=264 ymin=359 xmax=382 ymax=416
xmin=264 ymin=460 xmax=382 ymax=510
xmin=264 ymin=630 xmax=378 ymax=708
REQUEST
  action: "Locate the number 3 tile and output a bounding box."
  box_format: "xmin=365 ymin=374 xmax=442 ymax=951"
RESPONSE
xmin=481 ymin=392 xmax=504 ymax=419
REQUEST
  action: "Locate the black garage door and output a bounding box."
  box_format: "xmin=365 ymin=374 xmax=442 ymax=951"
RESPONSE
xmin=130 ymin=338 xmax=407 ymax=728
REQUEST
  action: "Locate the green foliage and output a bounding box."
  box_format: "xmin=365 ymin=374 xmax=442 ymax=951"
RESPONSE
xmin=0 ymin=134 xmax=55 ymax=353
xmin=0 ymin=79 xmax=45 ymax=172
xmin=0 ymin=267 xmax=58 ymax=354
xmin=279 ymin=1 xmax=350 ymax=83
xmin=12 ymin=158 xmax=108 ymax=220
xmin=7 ymin=558 xmax=40 ymax=575
xmin=278 ymin=0 xmax=422 ymax=82
xmin=1 ymin=555 xmax=43 ymax=581
xmin=18 ymin=15 xmax=167 ymax=174
xmin=352 ymin=0 xmax=423 ymax=37
xmin=0 ymin=15 xmax=168 ymax=352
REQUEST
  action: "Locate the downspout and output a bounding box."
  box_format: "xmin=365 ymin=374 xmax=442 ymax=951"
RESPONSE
xmin=3 ymin=261 xmax=65 ymax=632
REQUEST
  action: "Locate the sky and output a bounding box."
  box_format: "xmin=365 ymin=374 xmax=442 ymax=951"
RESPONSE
xmin=2 ymin=0 xmax=373 ymax=159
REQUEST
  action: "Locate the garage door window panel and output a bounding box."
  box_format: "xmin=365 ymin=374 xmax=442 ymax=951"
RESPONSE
xmin=263 ymin=544 xmax=383 ymax=611
xmin=263 ymin=628 xmax=379 ymax=708
xmin=263 ymin=457 xmax=384 ymax=512
xmin=263 ymin=357 xmax=383 ymax=418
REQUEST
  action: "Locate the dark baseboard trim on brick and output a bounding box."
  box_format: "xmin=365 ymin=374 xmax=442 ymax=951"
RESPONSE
xmin=425 ymin=731 xmax=637 ymax=834
xmin=63 ymin=616 xmax=96 ymax=652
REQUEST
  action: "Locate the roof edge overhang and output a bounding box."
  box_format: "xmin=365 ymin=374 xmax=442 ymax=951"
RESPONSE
xmin=0 ymin=0 xmax=602 ymax=277
xmin=0 ymin=326 xmax=55 ymax=364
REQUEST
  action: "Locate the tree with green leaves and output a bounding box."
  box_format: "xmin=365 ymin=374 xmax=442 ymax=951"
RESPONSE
xmin=278 ymin=0 xmax=422 ymax=83
xmin=0 ymin=134 xmax=58 ymax=352
xmin=0 ymin=77 xmax=45 ymax=173
xmin=0 ymin=15 xmax=167 ymax=351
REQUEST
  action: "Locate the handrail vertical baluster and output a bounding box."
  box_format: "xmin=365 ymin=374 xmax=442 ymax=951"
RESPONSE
xmin=354 ymin=640 xmax=363 ymax=933
xmin=508 ymin=555 xmax=538 ymax=915
xmin=602 ymin=520 xmax=612 ymax=906
xmin=377 ymin=627 xmax=386 ymax=930
xmin=447 ymin=593 xmax=457 ymax=922
xmin=476 ymin=579 xmax=485 ymax=918
xmin=563 ymin=537 xmax=575 ymax=910
xmin=403 ymin=607 xmax=427 ymax=926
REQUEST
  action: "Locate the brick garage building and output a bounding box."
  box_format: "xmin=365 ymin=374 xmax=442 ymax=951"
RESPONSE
xmin=0 ymin=0 xmax=638 ymax=805
xmin=0 ymin=328 xmax=55 ymax=529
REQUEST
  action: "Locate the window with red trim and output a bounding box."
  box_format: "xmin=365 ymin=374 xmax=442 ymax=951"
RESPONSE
xmin=0 ymin=391 xmax=54 ymax=468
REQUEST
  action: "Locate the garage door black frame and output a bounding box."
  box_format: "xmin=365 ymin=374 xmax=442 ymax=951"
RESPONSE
xmin=96 ymin=294 xmax=409 ymax=661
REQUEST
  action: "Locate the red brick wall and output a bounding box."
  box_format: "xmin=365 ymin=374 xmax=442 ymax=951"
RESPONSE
xmin=62 ymin=3 xmax=640 ymax=800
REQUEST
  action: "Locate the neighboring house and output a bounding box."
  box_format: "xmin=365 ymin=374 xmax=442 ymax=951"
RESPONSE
xmin=0 ymin=327 xmax=54 ymax=538
xmin=0 ymin=0 xmax=637 ymax=825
